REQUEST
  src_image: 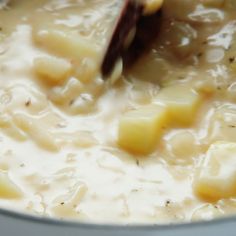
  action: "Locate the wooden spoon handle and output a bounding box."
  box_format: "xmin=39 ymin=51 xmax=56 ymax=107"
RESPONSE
xmin=101 ymin=0 xmax=163 ymax=77
xmin=101 ymin=0 xmax=143 ymax=77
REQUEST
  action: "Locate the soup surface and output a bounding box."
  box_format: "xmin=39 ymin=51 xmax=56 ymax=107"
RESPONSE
xmin=0 ymin=0 xmax=236 ymax=224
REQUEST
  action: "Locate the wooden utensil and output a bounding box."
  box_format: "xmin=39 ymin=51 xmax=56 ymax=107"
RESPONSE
xmin=101 ymin=0 xmax=162 ymax=77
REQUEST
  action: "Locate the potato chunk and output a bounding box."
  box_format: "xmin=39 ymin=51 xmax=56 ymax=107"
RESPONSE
xmin=34 ymin=30 xmax=100 ymax=62
xmin=154 ymin=85 xmax=201 ymax=126
xmin=118 ymin=105 xmax=168 ymax=154
xmin=194 ymin=142 xmax=236 ymax=201
xmin=0 ymin=172 xmax=22 ymax=199
xmin=34 ymin=57 xmax=72 ymax=83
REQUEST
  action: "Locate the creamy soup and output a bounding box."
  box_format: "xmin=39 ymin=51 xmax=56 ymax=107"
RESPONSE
xmin=0 ymin=0 xmax=236 ymax=224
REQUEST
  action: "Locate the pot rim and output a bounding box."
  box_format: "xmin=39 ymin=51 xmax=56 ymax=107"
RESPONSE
xmin=0 ymin=206 xmax=235 ymax=231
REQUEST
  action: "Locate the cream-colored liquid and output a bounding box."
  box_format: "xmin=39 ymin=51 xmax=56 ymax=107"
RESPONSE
xmin=0 ymin=0 xmax=236 ymax=224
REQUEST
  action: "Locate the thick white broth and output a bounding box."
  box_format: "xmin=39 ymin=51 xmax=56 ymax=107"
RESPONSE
xmin=0 ymin=0 xmax=236 ymax=224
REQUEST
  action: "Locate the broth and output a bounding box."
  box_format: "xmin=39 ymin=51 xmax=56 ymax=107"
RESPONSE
xmin=0 ymin=0 xmax=236 ymax=224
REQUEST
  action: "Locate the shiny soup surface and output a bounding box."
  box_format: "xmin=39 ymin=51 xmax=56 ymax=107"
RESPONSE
xmin=0 ymin=0 xmax=236 ymax=224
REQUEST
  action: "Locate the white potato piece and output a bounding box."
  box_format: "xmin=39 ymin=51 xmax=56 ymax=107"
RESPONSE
xmin=34 ymin=30 xmax=100 ymax=62
xmin=13 ymin=114 xmax=59 ymax=152
xmin=0 ymin=113 xmax=27 ymax=141
xmin=118 ymin=105 xmax=168 ymax=154
xmin=2 ymin=122 xmax=28 ymax=142
xmin=74 ymin=58 xmax=98 ymax=83
xmin=168 ymin=131 xmax=198 ymax=161
xmin=194 ymin=142 xmax=236 ymax=201
xmin=50 ymin=77 xmax=84 ymax=105
xmin=34 ymin=57 xmax=72 ymax=83
xmin=0 ymin=172 xmax=22 ymax=199
xmin=154 ymin=85 xmax=202 ymax=126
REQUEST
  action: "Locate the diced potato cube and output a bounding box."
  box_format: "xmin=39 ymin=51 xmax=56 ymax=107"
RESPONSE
xmin=34 ymin=30 xmax=100 ymax=62
xmin=34 ymin=57 xmax=72 ymax=83
xmin=194 ymin=142 xmax=236 ymax=201
xmin=0 ymin=172 xmax=22 ymax=199
xmin=143 ymin=0 xmax=164 ymax=15
xmin=154 ymin=85 xmax=201 ymax=126
xmin=118 ymin=105 xmax=168 ymax=154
